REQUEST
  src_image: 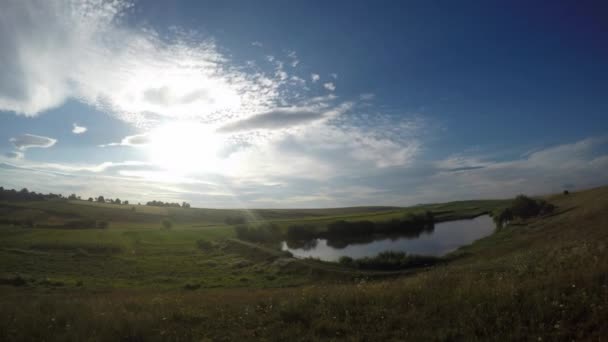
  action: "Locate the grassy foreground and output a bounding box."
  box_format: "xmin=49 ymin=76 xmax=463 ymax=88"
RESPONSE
xmin=0 ymin=187 xmax=607 ymax=340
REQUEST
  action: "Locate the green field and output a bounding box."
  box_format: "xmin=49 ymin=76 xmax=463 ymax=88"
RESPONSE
xmin=0 ymin=187 xmax=606 ymax=340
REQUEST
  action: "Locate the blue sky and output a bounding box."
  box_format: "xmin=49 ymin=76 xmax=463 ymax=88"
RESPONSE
xmin=0 ymin=0 xmax=607 ymax=207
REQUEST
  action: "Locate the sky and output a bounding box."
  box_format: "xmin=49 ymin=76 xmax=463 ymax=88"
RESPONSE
xmin=0 ymin=0 xmax=607 ymax=208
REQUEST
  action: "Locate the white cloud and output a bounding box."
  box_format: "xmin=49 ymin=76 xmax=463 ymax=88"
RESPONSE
xmin=0 ymin=0 xmax=291 ymax=125
xmin=251 ymin=41 xmax=263 ymax=47
xmin=72 ymin=123 xmax=87 ymax=134
xmin=10 ymin=134 xmax=57 ymax=150
xmin=330 ymin=73 xmax=338 ymax=79
xmin=311 ymin=74 xmax=320 ymax=82
xmin=323 ymin=82 xmax=336 ymax=91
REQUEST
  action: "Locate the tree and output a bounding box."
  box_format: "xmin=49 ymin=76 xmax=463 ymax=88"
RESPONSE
xmin=123 ymin=200 xmax=129 ymax=205
xmin=96 ymin=196 xmax=105 ymax=203
xmin=114 ymin=198 xmax=121 ymax=205
xmin=88 ymin=197 xmax=93 ymax=202
xmin=68 ymin=194 xmax=77 ymax=200
xmin=511 ymin=195 xmax=540 ymax=218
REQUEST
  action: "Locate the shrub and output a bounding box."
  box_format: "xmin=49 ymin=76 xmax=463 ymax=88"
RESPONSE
xmin=196 ymin=239 xmax=213 ymax=251
xmin=353 ymin=251 xmax=438 ymax=270
xmin=161 ymin=219 xmax=172 ymax=230
xmin=234 ymin=223 xmax=280 ymax=243
xmin=338 ymin=256 xmax=354 ymax=266
xmin=511 ymin=195 xmax=541 ymax=218
xmin=563 ymin=190 xmax=570 ymax=195
xmin=286 ymin=224 xmax=317 ymax=241
xmin=494 ymin=195 xmax=556 ymax=227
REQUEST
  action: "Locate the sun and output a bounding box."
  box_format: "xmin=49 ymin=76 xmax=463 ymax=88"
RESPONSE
xmin=146 ymin=122 xmax=224 ymax=173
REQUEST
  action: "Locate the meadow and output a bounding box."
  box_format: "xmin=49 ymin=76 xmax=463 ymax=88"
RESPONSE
xmin=0 ymin=187 xmax=606 ymax=340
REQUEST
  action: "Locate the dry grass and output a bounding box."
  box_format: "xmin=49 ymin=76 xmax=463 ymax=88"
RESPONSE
xmin=0 ymin=187 xmax=607 ymax=340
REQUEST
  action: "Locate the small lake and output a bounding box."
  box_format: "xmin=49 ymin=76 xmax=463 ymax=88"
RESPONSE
xmin=281 ymin=215 xmax=495 ymax=261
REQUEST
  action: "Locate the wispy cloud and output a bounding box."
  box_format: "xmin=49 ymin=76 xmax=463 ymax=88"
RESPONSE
xmin=10 ymin=134 xmax=57 ymax=150
xmin=311 ymin=74 xmax=320 ymax=83
xmin=360 ymin=93 xmax=375 ymax=101
xmin=72 ymin=123 xmax=87 ymax=134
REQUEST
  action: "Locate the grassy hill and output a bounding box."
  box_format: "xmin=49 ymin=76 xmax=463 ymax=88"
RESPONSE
xmin=0 ymin=187 xmax=606 ymax=340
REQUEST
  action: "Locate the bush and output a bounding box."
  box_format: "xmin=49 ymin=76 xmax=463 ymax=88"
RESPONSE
xmin=353 ymin=251 xmax=438 ymax=270
xmin=234 ymin=223 xmax=280 ymax=243
xmin=494 ymin=195 xmax=556 ymax=227
xmin=338 ymin=256 xmax=354 ymax=266
xmin=286 ymin=224 xmax=317 ymax=241
xmin=511 ymin=195 xmax=541 ymax=218
xmin=196 ymin=239 xmax=213 ymax=251
xmin=161 ymin=219 xmax=172 ymax=230
xmin=327 ymin=220 xmax=374 ymax=237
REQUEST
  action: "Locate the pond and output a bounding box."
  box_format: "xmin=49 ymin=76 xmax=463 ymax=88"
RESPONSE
xmin=281 ymin=215 xmax=495 ymax=261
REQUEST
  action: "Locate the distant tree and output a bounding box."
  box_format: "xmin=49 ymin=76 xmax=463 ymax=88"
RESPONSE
xmin=68 ymin=194 xmax=77 ymax=200
xmin=563 ymin=190 xmax=569 ymax=195
xmin=182 ymin=201 xmax=191 ymax=208
xmin=96 ymin=196 xmax=105 ymax=203
xmin=114 ymin=198 xmax=121 ymax=205
xmin=88 ymin=197 xmax=93 ymax=202
xmin=123 ymin=200 xmax=129 ymax=205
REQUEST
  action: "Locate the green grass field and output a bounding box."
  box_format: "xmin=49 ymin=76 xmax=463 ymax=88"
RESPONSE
xmin=0 ymin=187 xmax=606 ymax=340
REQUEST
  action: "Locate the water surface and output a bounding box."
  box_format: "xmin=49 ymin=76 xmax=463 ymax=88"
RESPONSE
xmin=281 ymin=215 xmax=495 ymax=261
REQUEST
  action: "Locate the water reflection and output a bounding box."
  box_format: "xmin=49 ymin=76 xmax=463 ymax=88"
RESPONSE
xmin=281 ymin=215 xmax=495 ymax=261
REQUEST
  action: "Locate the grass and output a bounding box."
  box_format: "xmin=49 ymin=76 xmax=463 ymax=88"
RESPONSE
xmin=0 ymin=187 xmax=606 ymax=340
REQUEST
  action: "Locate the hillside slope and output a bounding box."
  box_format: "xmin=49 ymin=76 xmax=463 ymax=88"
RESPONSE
xmin=0 ymin=187 xmax=607 ymax=340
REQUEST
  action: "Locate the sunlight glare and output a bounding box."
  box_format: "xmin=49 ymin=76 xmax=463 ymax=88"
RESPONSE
xmin=147 ymin=122 xmax=224 ymax=174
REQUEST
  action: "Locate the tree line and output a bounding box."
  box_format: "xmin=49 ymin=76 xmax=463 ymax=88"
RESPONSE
xmin=0 ymin=186 xmax=191 ymax=208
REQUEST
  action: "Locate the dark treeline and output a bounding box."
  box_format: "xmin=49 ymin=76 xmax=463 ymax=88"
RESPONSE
xmin=145 ymin=200 xmax=191 ymax=208
xmin=0 ymin=185 xmax=191 ymax=208
xmin=0 ymin=187 xmax=63 ymax=201
xmin=235 ymin=211 xmax=436 ymax=248
xmin=338 ymin=251 xmax=439 ymax=270
xmin=287 ymin=211 xmax=435 ymax=242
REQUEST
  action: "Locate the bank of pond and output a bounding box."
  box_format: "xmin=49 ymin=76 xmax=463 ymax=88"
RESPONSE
xmin=235 ymin=212 xmax=496 ymax=270
xmin=234 ymin=195 xmax=556 ymax=270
